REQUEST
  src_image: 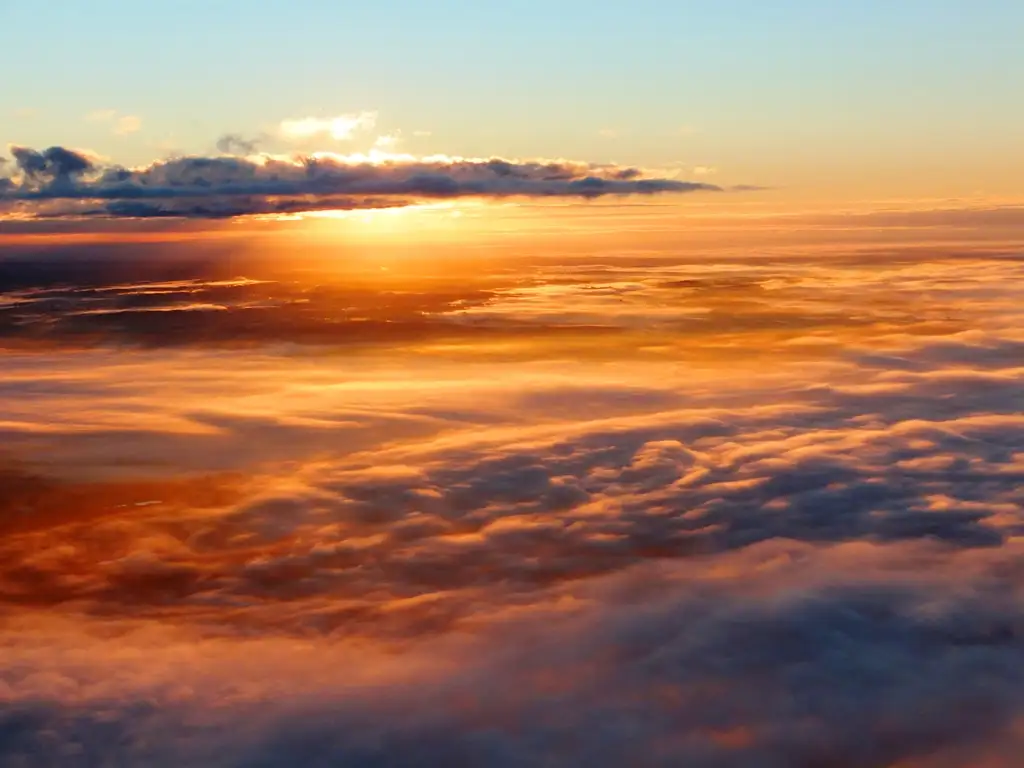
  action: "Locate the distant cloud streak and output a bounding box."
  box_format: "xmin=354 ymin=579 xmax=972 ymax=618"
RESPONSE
xmin=0 ymin=143 xmax=723 ymax=219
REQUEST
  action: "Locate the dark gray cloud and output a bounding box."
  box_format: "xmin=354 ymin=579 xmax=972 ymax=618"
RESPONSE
xmin=0 ymin=145 xmax=721 ymax=219
xmin=215 ymin=133 xmax=262 ymax=155
xmin=9 ymin=145 xmax=95 ymax=184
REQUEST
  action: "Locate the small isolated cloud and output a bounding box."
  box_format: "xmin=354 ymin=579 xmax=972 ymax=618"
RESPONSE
xmin=279 ymin=111 xmax=377 ymax=141
xmin=86 ymin=109 xmax=142 ymax=135
xmin=692 ymin=166 xmax=716 ymax=176
xmin=114 ymin=115 xmax=142 ymax=135
xmin=374 ymin=132 xmax=401 ymax=149
xmin=598 ymin=128 xmax=619 ymax=139
xmin=216 ymin=134 xmax=262 ymax=155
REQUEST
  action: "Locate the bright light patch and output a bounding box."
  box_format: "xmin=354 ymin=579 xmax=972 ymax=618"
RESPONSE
xmin=279 ymin=112 xmax=378 ymax=141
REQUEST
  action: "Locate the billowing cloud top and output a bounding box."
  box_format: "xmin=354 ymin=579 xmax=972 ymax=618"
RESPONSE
xmin=0 ymin=143 xmax=720 ymax=219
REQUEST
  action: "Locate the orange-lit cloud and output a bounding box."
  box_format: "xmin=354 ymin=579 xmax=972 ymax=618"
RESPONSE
xmin=3 ymin=212 xmax=1024 ymax=764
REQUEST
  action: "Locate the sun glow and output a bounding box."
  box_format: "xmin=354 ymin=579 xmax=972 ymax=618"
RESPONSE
xmin=302 ymin=200 xmax=468 ymax=221
xmin=250 ymin=199 xmax=475 ymax=226
xmin=302 ymin=203 xmax=477 ymax=250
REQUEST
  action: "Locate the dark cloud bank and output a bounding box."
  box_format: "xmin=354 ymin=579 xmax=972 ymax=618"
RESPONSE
xmin=0 ymin=144 xmax=719 ymax=219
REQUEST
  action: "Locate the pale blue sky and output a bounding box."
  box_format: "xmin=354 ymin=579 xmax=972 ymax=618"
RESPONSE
xmin=2 ymin=0 xmax=1022 ymax=196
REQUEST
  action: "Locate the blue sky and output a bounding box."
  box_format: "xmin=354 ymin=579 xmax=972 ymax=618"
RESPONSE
xmin=2 ymin=0 xmax=1023 ymax=197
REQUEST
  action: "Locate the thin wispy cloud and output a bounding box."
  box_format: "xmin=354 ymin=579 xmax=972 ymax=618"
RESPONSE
xmin=113 ymin=115 xmax=142 ymax=135
xmin=85 ymin=109 xmax=142 ymax=135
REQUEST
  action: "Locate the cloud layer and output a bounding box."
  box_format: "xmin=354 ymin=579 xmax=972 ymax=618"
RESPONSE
xmin=2 ymin=224 xmax=1024 ymax=764
xmin=0 ymin=144 xmax=719 ymax=219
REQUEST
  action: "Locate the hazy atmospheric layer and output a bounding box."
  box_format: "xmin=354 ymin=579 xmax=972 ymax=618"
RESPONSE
xmin=2 ymin=202 xmax=1024 ymax=766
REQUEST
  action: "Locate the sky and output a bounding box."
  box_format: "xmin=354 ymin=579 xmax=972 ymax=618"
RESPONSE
xmin=3 ymin=0 xmax=1024 ymax=200
xmin=5 ymin=3 xmax=1024 ymax=766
